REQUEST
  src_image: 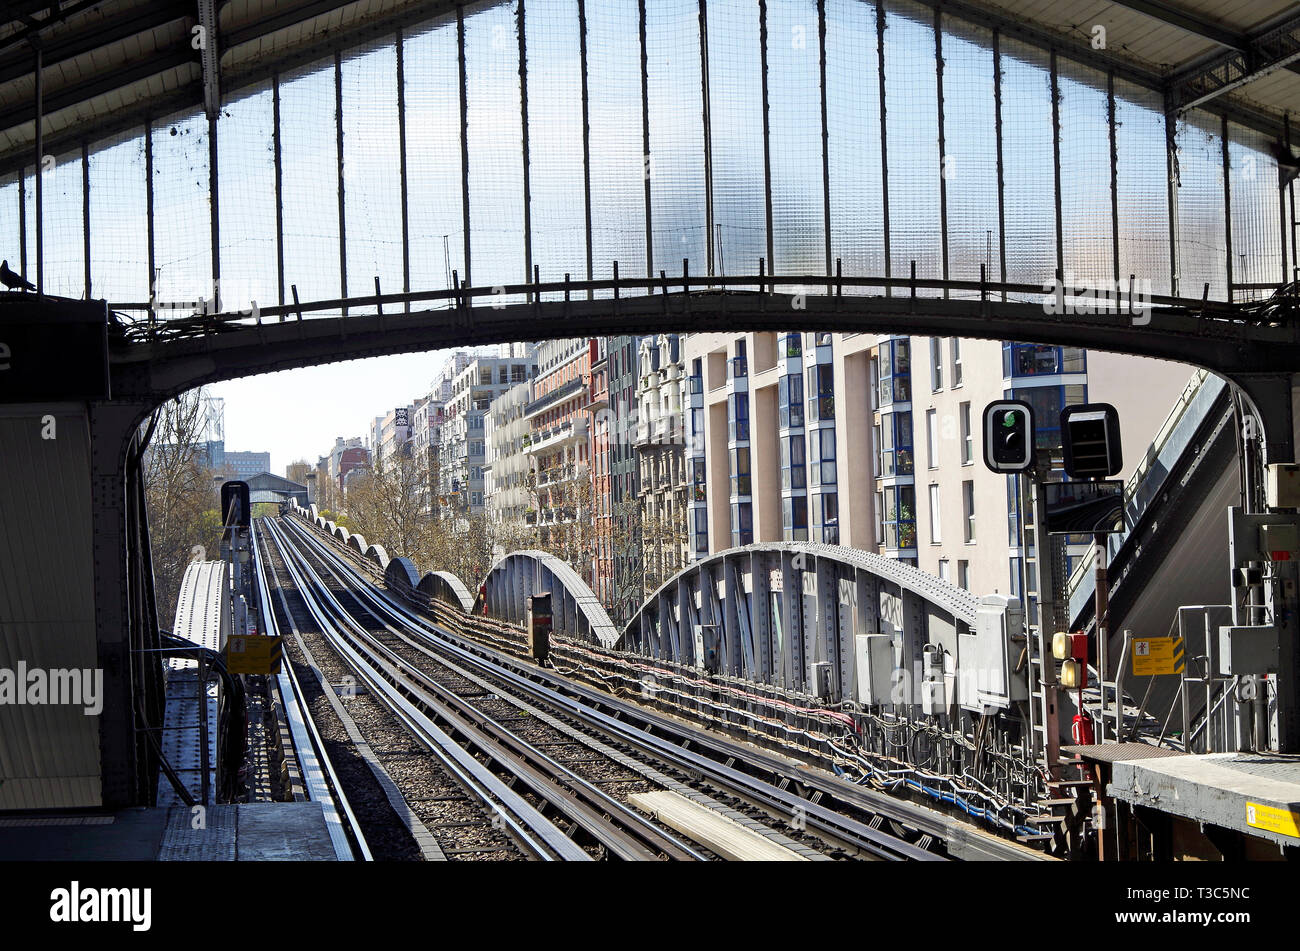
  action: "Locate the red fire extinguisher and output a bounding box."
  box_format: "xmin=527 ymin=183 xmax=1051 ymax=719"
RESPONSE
xmin=1071 ymin=713 xmax=1095 ymax=745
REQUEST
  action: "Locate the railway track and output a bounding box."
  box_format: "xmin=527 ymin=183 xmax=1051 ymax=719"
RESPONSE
xmin=261 ymin=517 xmax=706 ymax=860
xmin=268 ymin=513 xmax=951 ymax=861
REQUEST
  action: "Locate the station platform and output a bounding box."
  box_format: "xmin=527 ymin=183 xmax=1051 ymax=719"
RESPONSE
xmin=1101 ymin=748 xmax=1300 ymax=852
xmin=0 ymin=802 xmax=343 ymax=861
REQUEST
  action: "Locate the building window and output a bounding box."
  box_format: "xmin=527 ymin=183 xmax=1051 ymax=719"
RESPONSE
xmin=780 ymin=434 xmax=806 ymax=491
xmin=874 ymin=490 xmax=885 ymax=545
xmin=811 ymin=492 xmax=839 ymax=545
xmin=730 ymin=447 xmax=751 ymax=497
xmin=732 ymin=339 xmax=748 ymax=379
xmin=1009 ymin=557 xmax=1022 ymax=598
xmin=729 ymin=393 xmax=750 ymax=442
xmin=881 ymin=411 xmax=911 ymax=477
xmin=926 ymin=409 xmax=938 ymax=469
xmin=960 ymin=401 xmax=973 ymax=465
xmin=785 ymin=333 xmax=802 ymax=358
xmin=951 ymin=338 xmax=963 ymax=387
xmin=731 ymin=501 xmax=753 ymax=546
xmin=878 ymin=338 xmax=911 ymax=406
xmin=782 ymin=496 xmax=809 ymax=541
xmin=938 ymin=559 xmax=950 ymax=582
xmin=963 ymin=480 xmax=976 ymax=543
xmin=810 ymin=428 xmax=838 ymax=485
xmin=778 ymin=373 xmax=804 ymax=429
xmin=1003 ymin=343 xmax=1087 ymax=378
xmin=694 ymin=507 xmax=709 ymax=554
xmin=957 ymin=560 xmax=969 ymax=589
xmin=930 ymin=338 xmax=944 ymax=391
xmin=807 ymin=363 xmax=835 ymax=421
xmin=929 ymin=484 xmax=941 ymax=544
xmin=883 ymin=485 xmax=915 ymax=549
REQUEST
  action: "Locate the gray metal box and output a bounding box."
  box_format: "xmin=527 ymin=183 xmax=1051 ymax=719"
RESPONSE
xmin=810 ymin=661 xmax=834 ymax=699
xmin=1218 ymin=625 xmax=1279 ymax=674
xmin=854 ymin=634 xmax=893 ymax=706
xmin=959 ymin=595 xmax=1027 ymax=711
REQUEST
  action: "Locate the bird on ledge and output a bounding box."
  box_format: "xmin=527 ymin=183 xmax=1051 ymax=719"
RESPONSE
xmin=0 ymin=260 xmax=36 ymax=292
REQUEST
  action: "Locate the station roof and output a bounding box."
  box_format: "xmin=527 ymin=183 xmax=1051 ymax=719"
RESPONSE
xmin=0 ymin=0 xmax=1295 ymax=172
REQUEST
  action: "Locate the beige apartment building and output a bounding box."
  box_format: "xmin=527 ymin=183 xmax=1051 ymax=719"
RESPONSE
xmin=683 ymin=331 xmax=1192 ymax=597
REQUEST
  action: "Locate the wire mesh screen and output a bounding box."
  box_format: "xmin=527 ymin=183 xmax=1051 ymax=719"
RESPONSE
xmin=343 ymin=41 xmax=404 ymax=314
xmin=151 ymin=110 xmax=212 ymax=307
xmin=88 ymin=130 xmax=148 ymax=304
xmin=999 ymin=38 xmax=1055 ymax=294
xmin=466 ymin=2 xmax=526 ymax=297
xmin=883 ymin=0 xmax=941 ymax=295
xmin=526 ymin=0 xmax=586 ymax=297
xmin=404 ymin=16 xmax=465 ymax=300
xmin=940 ymin=14 xmax=998 ymax=294
xmin=825 ymin=0 xmax=883 ymax=294
xmin=0 ymin=174 xmax=18 ymax=276
xmin=587 ymin=0 xmax=647 ymax=291
xmin=1057 ymin=56 xmax=1112 ymax=290
xmin=646 ymin=0 xmax=707 ymax=279
xmin=279 ymin=59 xmax=340 ymax=307
xmin=1114 ymin=78 xmax=1170 ymax=297
xmin=706 ymin=0 xmax=765 ymax=286
xmin=766 ymin=0 xmax=824 ymax=285
xmin=1228 ymin=122 xmax=1284 ymax=297
xmin=39 ymin=148 xmax=85 ymax=298
xmin=1175 ymin=109 xmax=1228 ymax=300
xmin=217 ymin=81 xmax=277 ymax=312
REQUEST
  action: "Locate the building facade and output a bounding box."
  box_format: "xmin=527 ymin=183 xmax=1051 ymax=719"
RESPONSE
xmin=633 ymin=334 xmax=688 ymax=594
xmin=683 ymin=331 xmax=1192 ymax=597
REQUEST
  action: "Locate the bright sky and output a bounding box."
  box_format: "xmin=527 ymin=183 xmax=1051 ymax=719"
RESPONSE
xmin=211 ymin=351 xmax=450 ymax=474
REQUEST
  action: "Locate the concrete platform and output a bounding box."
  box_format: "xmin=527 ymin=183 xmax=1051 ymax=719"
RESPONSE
xmin=0 ymin=803 xmax=345 ymax=861
xmin=1107 ymin=751 xmax=1300 ymax=850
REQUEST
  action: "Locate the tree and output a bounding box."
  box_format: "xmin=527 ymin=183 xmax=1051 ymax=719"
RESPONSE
xmin=341 ymin=450 xmax=424 ymax=559
xmin=143 ymin=387 xmax=223 ymax=626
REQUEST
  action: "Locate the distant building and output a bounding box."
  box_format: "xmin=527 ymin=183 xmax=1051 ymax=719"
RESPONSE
xmin=486 ymin=379 xmax=535 ymax=524
xmin=224 ymin=450 xmax=271 ymax=482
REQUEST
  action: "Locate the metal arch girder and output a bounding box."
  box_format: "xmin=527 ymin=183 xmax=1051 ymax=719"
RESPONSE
xmin=476 ymin=549 xmax=620 ymax=649
xmin=416 ymin=569 xmax=474 ymax=612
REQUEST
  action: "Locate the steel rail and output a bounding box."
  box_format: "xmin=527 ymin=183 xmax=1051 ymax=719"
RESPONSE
xmin=280 ymin=515 xmax=949 ymax=861
xmin=264 ymin=519 xmax=588 ymax=861
xmin=277 ymin=522 xmax=708 ymax=862
xmin=250 ymin=517 xmax=370 ymax=861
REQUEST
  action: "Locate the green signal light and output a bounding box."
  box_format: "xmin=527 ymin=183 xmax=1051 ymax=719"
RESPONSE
xmin=1002 ymin=411 xmax=1019 ymax=428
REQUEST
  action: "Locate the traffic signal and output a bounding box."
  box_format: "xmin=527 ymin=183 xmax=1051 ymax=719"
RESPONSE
xmin=983 ymin=400 xmax=1035 ymax=472
xmin=1061 ymin=403 xmax=1122 ymax=478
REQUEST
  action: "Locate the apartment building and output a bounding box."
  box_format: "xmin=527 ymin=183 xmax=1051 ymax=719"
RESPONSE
xmin=684 ymin=331 xmax=1192 ymax=597
xmin=589 ymin=339 xmax=613 ymax=607
xmin=486 ymin=378 xmax=536 ymax=524
xmin=439 ymin=350 xmax=537 ymax=514
xmin=633 ymin=334 xmax=689 ymax=593
xmin=607 ymin=335 xmax=642 ymax=624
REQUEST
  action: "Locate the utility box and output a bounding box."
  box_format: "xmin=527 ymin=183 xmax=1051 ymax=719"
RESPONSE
xmin=1218 ymin=625 xmax=1279 ymax=675
xmin=809 ymin=661 xmax=833 ymax=700
xmin=526 ymin=593 xmax=552 ymax=665
xmin=1265 ymin=464 xmax=1300 ymax=509
xmin=693 ymin=623 xmax=720 ymax=673
xmin=921 ymin=679 xmax=948 ymax=716
xmin=854 ymin=634 xmax=893 ymax=706
xmin=960 ymin=595 xmax=1027 ymax=711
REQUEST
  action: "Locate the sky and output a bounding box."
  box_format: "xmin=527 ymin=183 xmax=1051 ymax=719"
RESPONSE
xmin=211 ymin=350 xmax=452 ymax=474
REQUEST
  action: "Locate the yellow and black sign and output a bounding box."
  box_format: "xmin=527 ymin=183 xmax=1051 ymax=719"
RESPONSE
xmin=1131 ymin=636 xmax=1185 ymax=677
xmin=1246 ymin=801 xmax=1300 ymax=838
xmin=225 ymin=634 xmax=283 ymax=675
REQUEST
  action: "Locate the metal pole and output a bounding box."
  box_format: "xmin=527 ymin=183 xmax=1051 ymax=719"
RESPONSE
xmin=1049 ymin=50 xmax=1063 ymax=284
xmin=638 ymin=0 xmax=653 ymax=279
xmin=934 ymin=8 xmax=948 ymax=296
xmin=335 ymin=51 xmax=347 ymax=314
xmin=272 ymin=73 xmax=285 ymax=308
xmin=1031 ymin=467 xmax=1061 ymax=779
xmin=875 ymin=0 xmax=891 ymax=295
xmin=1221 ymin=114 xmax=1233 ymax=300
xmin=992 ymin=31 xmax=1006 ymax=294
xmin=699 ymin=0 xmax=714 ymax=280
xmin=819 ymin=0 xmax=831 ymax=294
xmin=1107 ymin=71 xmax=1119 ymax=290
xmin=34 ymin=42 xmax=42 ymax=295
xmin=396 ymin=29 xmax=411 ymax=314
xmin=1164 ymin=98 xmax=1179 ymax=296
xmin=209 ymin=112 xmax=220 ymax=310
xmin=458 ymin=7 xmax=472 ymax=289
xmin=1093 ymin=529 xmax=1109 ymax=741
xmin=82 ymin=140 xmax=90 ymax=297
xmin=758 ymin=0 xmax=774 ymax=285
xmin=145 ymin=117 xmax=155 ymax=304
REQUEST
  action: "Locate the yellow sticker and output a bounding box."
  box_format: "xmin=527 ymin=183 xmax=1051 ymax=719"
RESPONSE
xmin=225 ymin=634 xmax=283 ymax=675
xmin=1131 ymin=637 xmax=1185 ymax=677
xmin=1246 ymin=801 xmax=1300 ymax=838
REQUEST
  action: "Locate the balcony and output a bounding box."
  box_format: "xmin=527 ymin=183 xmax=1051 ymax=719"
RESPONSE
xmin=524 ymin=377 xmax=586 ymax=418
xmin=526 ymin=415 xmax=589 ymax=455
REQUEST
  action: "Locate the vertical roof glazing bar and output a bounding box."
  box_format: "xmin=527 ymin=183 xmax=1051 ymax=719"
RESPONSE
xmin=397 ymin=27 xmax=410 ymax=314
xmin=144 ymin=117 xmax=153 ymax=302
xmin=1108 ymin=70 xmax=1119 ymax=288
xmin=993 ymin=29 xmax=1007 ymax=294
xmin=578 ymin=0 xmax=593 ymax=296
xmin=517 ymin=0 xmax=533 ymax=298
xmin=1165 ymin=99 xmax=1180 ymax=296
xmin=699 ymin=0 xmax=713 ymax=279
xmin=818 ymin=0 xmax=831 ymax=290
xmin=334 ymin=50 xmax=346 ymax=313
xmin=1221 ymin=113 xmax=1233 ymax=299
xmin=458 ymin=6 xmax=471 ymax=289
xmin=209 ymin=113 xmax=219 ymax=300
xmin=638 ymin=0 xmax=653 ymax=279
xmin=759 ymin=0 xmax=774 ymax=287
xmin=876 ymin=0 xmax=890 ymax=296
xmin=1050 ymin=48 xmax=1063 ymax=284
xmin=81 ymin=141 xmax=90 ymax=297
xmin=272 ymin=72 xmax=284 ymax=307
xmin=934 ymin=7 xmax=948 ymax=295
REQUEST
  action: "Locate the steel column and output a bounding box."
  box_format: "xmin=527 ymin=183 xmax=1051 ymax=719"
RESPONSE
xmin=335 ymin=51 xmax=346 ymax=312
xmin=934 ymin=8 xmax=949 ymax=294
xmin=759 ymin=0 xmax=774 ymax=285
xmin=457 ymin=7 xmax=471 ymax=288
xmin=396 ymin=29 xmax=410 ymax=314
xmin=818 ymin=0 xmax=831 ymax=288
xmin=34 ymin=43 xmax=42 ymax=294
xmin=992 ymin=30 xmax=1006 ymax=290
xmin=209 ymin=113 xmax=219 ymax=307
xmin=699 ymin=0 xmax=713 ymax=279
xmin=272 ymin=72 xmax=285 ymax=308
xmin=145 ymin=118 xmax=154 ymax=301
xmin=876 ymin=0 xmax=891 ymax=294
xmin=517 ymin=2 xmax=533 ymax=295
xmin=638 ymin=0 xmax=652 ymax=278
xmin=82 ymin=141 xmax=90 ymax=297
xmin=1221 ymin=114 xmax=1233 ymax=299
xmin=577 ymin=0 xmax=593 ymax=295
xmin=1050 ymin=49 xmax=1063 ymax=282
xmin=1165 ymin=102 xmax=1180 ymax=296
xmin=1108 ymin=71 xmax=1120 ymax=288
